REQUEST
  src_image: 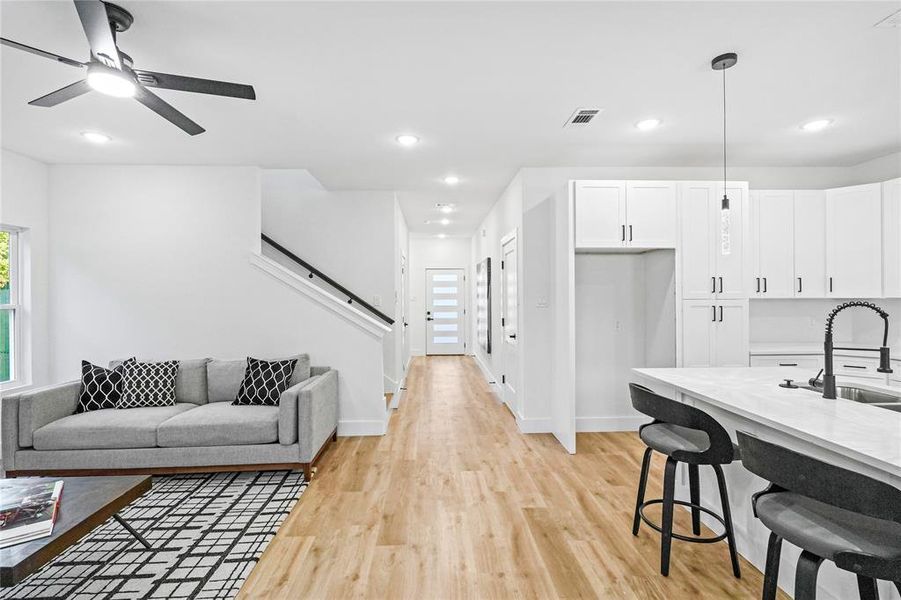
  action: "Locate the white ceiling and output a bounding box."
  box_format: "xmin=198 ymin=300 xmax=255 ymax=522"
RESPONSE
xmin=2 ymin=1 xmax=899 ymax=235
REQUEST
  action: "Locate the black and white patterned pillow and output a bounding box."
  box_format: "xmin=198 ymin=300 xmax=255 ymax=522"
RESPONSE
xmin=233 ymin=357 xmax=298 ymax=406
xmin=76 ymin=358 xmax=135 ymax=413
xmin=118 ymin=360 xmax=179 ymax=409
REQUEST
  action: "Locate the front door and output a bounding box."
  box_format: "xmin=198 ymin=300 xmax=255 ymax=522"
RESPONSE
xmin=425 ymin=268 xmax=465 ymax=355
xmin=501 ymin=232 xmax=519 ymax=413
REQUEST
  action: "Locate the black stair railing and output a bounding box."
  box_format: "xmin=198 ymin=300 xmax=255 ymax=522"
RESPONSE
xmin=261 ymin=233 xmax=395 ymax=326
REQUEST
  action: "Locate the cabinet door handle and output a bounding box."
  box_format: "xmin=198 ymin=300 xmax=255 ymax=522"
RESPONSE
xmin=762 ymin=277 xmax=767 ymax=293
xmin=797 ymin=277 xmax=802 ymax=293
xmin=756 ymin=277 xmax=760 ymax=293
xmin=718 ymin=305 xmax=724 ymax=322
xmin=711 ymin=277 xmax=716 ymax=293
xmin=843 ymin=364 xmax=867 ymax=370
xmin=829 ymin=277 xmax=833 ymax=293
xmin=779 ymin=363 xmax=798 ymax=367
xmin=629 ymin=224 xmax=633 ymax=242
xmin=711 ymin=305 xmax=716 ymax=322
xmin=621 ymin=224 xmax=626 ymax=242
xmin=718 ymin=277 xmax=723 ymax=294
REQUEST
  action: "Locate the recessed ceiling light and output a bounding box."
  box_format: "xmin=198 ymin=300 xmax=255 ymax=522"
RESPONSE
xmin=440 ymin=218 xmax=450 ymax=226
xmin=437 ymin=233 xmax=447 ymax=239
xmin=443 ymin=175 xmax=459 ymax=185
xmin=801 ymin=119 xmax=833 ymax=132
xmin=635 ymin=118 xmax=662 ymax=131
xmin=436 ymin=203 xmax=455 ymax=214
xmin=395 ymin=134 xmax=419 ymax=146
xmin=86 ymin=64 xmax=136 ymax=98
xmin=81 ymin=131 xmax=111 ymax=144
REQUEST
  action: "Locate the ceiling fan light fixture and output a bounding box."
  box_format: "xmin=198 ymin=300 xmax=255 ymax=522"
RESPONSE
xmin=86 ymin=64 xmax=136 ymax=98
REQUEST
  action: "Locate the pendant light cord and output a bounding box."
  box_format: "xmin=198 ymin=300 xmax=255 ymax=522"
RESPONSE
xmin=722 ymin=65 xmax=727 ymax=193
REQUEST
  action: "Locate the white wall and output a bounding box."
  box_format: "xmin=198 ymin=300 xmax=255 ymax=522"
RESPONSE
xmin=0 ymin=149 xmax=50 ymax=389
xmin=393 ymin=198 xmax=410 ymax=392
xmin=261 ymin=170 xmax=400 ymax=392
xmin=47 ymin=165 xmax=387 ymax=435
xmin=846 ymin=151 xmax=901 ymax=186
xmin=408 ymin=236 xmax=472 ymax=356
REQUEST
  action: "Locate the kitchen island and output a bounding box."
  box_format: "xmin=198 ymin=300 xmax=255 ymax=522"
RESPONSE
xmin=632 ymin=366 xmax=901 ymax=600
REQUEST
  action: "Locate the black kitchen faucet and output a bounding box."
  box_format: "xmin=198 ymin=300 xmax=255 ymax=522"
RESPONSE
xmin=822 ymin=301 xmax=893 ymax=399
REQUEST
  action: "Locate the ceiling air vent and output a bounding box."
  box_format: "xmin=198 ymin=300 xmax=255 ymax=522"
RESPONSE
xmin=563 ymin=107 xmax=602 ymax=128
xmin=875 ymin=8 xmax=901 ymax=27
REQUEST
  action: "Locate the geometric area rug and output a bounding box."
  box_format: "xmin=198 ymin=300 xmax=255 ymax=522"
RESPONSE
xmin=0 ymin=471 xmax=307 ymax=600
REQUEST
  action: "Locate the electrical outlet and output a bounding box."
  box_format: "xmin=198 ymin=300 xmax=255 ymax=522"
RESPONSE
xmin=615 ymin=320 xmax=622 ymax=332
xmin=809 ymin=317 xmax=819 ymax=328
xmin=372 ymin=295 xmax=382 ymax=307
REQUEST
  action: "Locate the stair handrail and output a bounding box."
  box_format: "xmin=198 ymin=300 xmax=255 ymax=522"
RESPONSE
xmin=261 ymin=233 xmax=395 ymax=326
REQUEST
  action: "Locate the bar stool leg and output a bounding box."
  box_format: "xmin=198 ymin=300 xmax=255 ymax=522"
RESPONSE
xmin=660 ymin=456 xmax=678 ymax=576
xmin=794 ymin=550 xmax=824 ymax=600
xmin=712 ymin=464 xmax=741 ymax=578
xmin=856 ymin=576 xmax=879 ymax=600
xmin=762 ymin=532 xmax=782 ymax=600
xmin=688 ymin=464 xmax=701 ymax=536
xmin=894 ymin=581 xmax=901 ymax=596
xmin=633 ymin=447 xmax=653 ymax=536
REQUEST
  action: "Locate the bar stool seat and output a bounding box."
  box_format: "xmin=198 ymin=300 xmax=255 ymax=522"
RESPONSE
xmin=639 ymin=423 xmax=711 ymax=457
xmin=756 ymin=492 xmax=901 ymax=563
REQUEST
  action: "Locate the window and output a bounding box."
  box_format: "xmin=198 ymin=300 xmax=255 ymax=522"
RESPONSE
xmin=0 ymin=229 xmax=19 ymax=384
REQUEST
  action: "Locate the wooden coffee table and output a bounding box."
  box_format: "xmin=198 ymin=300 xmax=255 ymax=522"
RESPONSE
xmin=1 ymin=475 xmax=151 ymax=587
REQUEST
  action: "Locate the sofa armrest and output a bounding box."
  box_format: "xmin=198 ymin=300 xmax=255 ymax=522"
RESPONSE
xmin=310 ymin=366 xmax=331 ymax=377
xmin=296 ymin=369 xmax=338 ymax=463
xmin=278 ymin=375 xmax=321 ymax=445
xmin=16 ymin=381 xmax=81 ymax=449
xmin=2 ymin=393 xmax=22 ymax=474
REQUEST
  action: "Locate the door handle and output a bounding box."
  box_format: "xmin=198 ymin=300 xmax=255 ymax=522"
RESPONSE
xmin=718 ymin=305 xmax=724 ymax=322
xmin=797 ymin=277 xmax=802 ymax=294
xmin=621 ymin=224 xmax=626 ymax=242
xmin=762 ymin=277 xmax=767 ymax=293
xmin=509 ymin=333 xmax=517 ymax=340
xmin=718 ymin=277 xmax=723 ymax=294
xmin=426 ymin=317 xmax=434 ymax=321
xmin=711 ymin=277 xmax=716 ymax=294
xmin=404 ymin=322 xmax=409 ymax=327
xmin=829 ymin=277 xmax=833 ymax=293
xmin=711 ymin=305 xmax=716 ymax=322
xmin=628 ymin=225 xmax=633 ymax=242
xmin=756 ymin=277 xmax=760 ymax=293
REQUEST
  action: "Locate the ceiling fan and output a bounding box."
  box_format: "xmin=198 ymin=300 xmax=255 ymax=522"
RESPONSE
xmin=0 ymin=0 xmax=255 ymax=136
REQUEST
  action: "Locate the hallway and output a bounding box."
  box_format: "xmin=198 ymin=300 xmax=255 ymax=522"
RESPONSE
xmin=241 ymin=356 xmax=779 ymax=598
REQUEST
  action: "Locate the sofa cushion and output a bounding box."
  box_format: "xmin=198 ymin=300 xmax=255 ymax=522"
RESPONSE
xmin=77 ymin=358 xmax=134 ymax=413
xmin=32 ymin=403 xmax=196 ymax=451
xmin=110 ymin=358 xmax=212 ymax=405
xmin=233 ymin=357 xmax=298 ymax=407
xmin=118 ymin=360 xmax=179 ymax=408
xmin=207 ymin=354 xmax=310 ymax=402
xmin=157 ymin=402 xmax=279 ymax=448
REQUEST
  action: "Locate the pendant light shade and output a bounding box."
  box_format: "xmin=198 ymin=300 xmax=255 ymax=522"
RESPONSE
xmin=712 ymin=52 xmax=737 ymax=256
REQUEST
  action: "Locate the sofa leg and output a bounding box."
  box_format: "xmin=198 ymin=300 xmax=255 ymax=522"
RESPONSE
xmin=332 ymin=429 xmax=338 ymax=442
xmin=302 ymin=463 xmax=312 ymax=481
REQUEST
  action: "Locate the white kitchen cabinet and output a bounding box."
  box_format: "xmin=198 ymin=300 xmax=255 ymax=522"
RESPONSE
xmin=679 ymin=181 xmax=749 ymax=299
xmin=574 ymin=181 xmax=626 ymax=248
xmin=793 ymin=191 xmax=827 ymax=297
xmin=574 ymin=180 xmax=676 ymax=250
xmin=626 ymin=181 xmax=677 ymax=247
xmin=750 ymin=355 xmax=823 ymax=370
xmin=752 ymin=190 xmax=794 ymax=297
xmin=681 ymin=299 xmax=748 ymax=367
xmin=883 ymin=178 xmax=901 ymax=298
xmin=826 ymin=183 xmax=883 ymax=298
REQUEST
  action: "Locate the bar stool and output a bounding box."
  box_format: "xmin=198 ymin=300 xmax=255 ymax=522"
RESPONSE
xmin=629 ymin=383 xmax=741 ymax=578
xmin=737 ymin=431 xmax=901 ymax=600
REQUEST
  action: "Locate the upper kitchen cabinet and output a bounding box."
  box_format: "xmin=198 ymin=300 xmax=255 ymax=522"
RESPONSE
xmin=751 ymin=190 xmax=794 ymax=297
xmin=574 ymin=181 xmax=626 ymax=248
xmin=826 ymin=183 xmax=883 ymax=298
xmin=884 ymin=178 xmax=901 ymax=298
xmin=573 ymin=180 xmax=676 ymax=250
xmin=793 ymin=190 xmax=827 ymax=297
xmin=679 ymin=181 xmax=749 ymax=299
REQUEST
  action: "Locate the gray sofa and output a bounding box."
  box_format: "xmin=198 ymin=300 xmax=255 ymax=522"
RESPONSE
xmin=1 ymin=355 xmax=338 ymax=480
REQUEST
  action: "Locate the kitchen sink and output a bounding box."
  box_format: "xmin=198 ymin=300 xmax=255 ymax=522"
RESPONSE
xmin=801 ymin=383 xmax=901 ymax=410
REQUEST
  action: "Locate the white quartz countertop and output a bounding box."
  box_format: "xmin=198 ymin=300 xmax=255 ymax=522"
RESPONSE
xmin=633 ymin=367 xmax=901 ymax=477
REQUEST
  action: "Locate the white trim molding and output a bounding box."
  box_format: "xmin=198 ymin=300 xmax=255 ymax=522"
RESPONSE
xmin=338 ymin=417 xmax=388 ymax=437
xmin=515 ymin=416 xmax=553 ymax=434
xmin=249 ymin=252 xmax=391 ymax=340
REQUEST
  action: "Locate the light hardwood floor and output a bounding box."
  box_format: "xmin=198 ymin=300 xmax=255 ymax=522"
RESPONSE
xmin=240 ymin=356 xmax=784 ymax=599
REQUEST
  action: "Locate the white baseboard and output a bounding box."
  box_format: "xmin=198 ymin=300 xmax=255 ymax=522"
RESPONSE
xmin=576 ymin=416 xmax=649 ymax=432
xmin=338 ymin=418 xmax=387 ymax=437
xmin=472 ymin=352 xmax=498 ymax=385
xmin=516 ymin=416 xmax=553 ymax=433
xmin=383 ymin=373 xmax=397 ymax=394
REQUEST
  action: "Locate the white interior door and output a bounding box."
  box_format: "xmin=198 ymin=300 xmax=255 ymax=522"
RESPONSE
xmin=400 ymin=254 xmax=408 ymax=368
xmin=501 ymin=233 xmax=519 ymax=413
xmin=425 ymin=269 xmax=465 ymax=355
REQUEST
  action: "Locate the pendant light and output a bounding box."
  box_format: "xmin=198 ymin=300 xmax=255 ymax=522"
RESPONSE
xmin=712 ymin=52 xmax=737 ymax=256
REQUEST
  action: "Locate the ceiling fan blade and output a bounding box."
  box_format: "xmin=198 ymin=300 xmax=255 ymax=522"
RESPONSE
xmin=73 ymin=0 xmax=121 ymax=69
xmin=134 ymin=70 xmax=256 ymax=100
xmin=1 ymin=38 xmax=85 ymax=68
xmin=28 ymin=79 xmax=92 ymax=107
xmin=135 ymin=87 xmax=205 ymax=136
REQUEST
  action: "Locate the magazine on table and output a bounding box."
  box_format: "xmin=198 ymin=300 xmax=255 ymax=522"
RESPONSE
xmin=0 ymin=480 xmax=64 ymax=548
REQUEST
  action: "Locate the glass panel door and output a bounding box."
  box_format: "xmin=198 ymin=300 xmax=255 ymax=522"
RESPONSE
xmin=425 ymin=268 xmax=465 ymax=355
